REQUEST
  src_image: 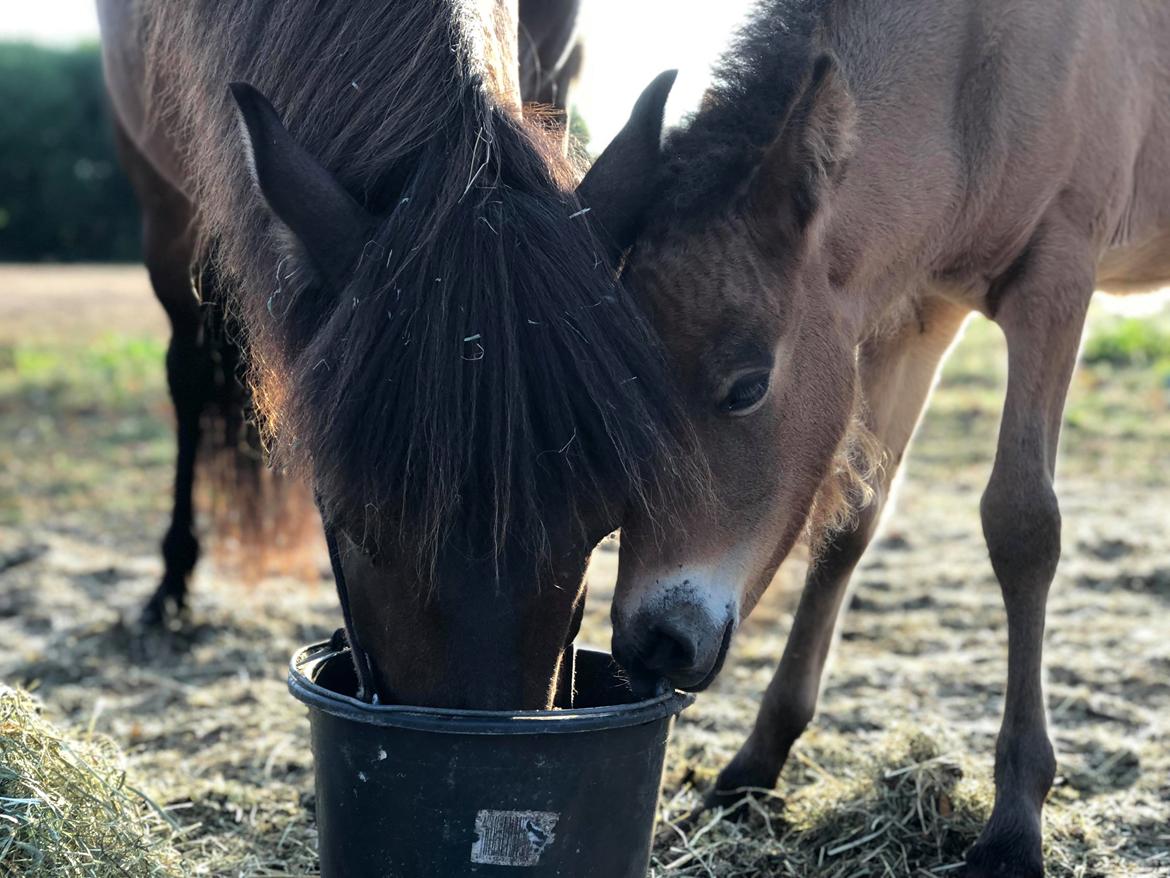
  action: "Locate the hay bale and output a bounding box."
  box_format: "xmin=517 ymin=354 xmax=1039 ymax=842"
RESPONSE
xmin=0 ymin=686 xmax=184 ymax=877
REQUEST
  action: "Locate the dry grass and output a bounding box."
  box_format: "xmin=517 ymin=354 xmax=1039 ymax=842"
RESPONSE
xmin=0 ymin=265 xmax=164 ymax=345
xmin=649 ymin=726 xmax=1155 ymax=878
xmin=653 ymin=730 xmax=991 ymax=877
xmin=0 ymin=686 xmax=183 ymax=877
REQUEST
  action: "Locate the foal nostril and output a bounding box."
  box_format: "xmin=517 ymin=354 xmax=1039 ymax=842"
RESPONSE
xmin=641 ymin=620 xmax=699 ymax=674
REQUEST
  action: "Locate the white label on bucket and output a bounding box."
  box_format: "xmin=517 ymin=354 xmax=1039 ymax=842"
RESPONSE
xmin=470 ymin=810 xmax=559 ymax=867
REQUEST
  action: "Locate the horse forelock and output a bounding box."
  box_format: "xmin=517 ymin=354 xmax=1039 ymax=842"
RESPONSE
xmin=144 ymin=0 xmax=705 ymax=583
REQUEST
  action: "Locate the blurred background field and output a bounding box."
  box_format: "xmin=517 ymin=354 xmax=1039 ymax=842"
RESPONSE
xmin=1 ymin=13 xmax=1169 ymax=878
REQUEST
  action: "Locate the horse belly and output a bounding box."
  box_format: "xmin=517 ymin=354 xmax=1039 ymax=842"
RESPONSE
xmin=1098 ymin=230 xmax=1170 ymax=295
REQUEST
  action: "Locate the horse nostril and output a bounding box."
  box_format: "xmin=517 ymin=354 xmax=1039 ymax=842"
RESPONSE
xmin=641 ymin=621 xmax=699 ymax=674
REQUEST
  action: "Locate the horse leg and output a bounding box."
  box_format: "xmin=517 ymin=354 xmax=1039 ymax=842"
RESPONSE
xmin=142 ymin=323 xmax=211 ymax=624
xmin=553 ymin=41 xmax=583 ymax=124
xmin=966 ymin=231 xmax=1093 ymax=878
xmin=111 ymin=120 xmax=209 ymax=625
xmin=713 ymin=298 xmax=969 ymax=800
xmin=518 ymin=0 xmax=581 ymax=149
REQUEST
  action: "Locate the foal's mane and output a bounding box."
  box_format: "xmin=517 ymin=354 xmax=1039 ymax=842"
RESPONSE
xmin=652 ymin=0 xmax=829 ymax=227
xmin=144 ymin=1 xmax=701 ymax=578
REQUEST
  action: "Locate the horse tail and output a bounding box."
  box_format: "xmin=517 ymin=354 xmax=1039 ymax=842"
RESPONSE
xmin=197 ymin=286 xmax=323 ymax=584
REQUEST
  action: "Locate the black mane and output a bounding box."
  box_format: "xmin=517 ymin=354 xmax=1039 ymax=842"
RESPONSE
xmin=651 ymin=0 xmax=828 ymax=227
xmin=145 ymin=0 xmax=703 ymax=578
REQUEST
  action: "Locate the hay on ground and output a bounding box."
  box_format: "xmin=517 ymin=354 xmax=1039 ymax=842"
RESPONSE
xmin=655 ymin=729 xmax=995 ymax=878
xmin=652 ymin=726 xmax=1119 ymax=877
xmin=0 ymin=686 xmax=184 ymax=877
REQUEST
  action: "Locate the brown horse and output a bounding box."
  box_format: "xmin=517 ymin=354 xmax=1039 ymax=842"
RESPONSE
xmin=97 ymin=0 xmax=701 ymax=710
xmin=579 ymin=0 xmax=1170 ymax=874
xmin=97 ymin=0 xmax=586 ymax=626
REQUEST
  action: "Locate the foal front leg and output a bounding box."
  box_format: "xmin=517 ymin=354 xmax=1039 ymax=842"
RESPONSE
xmin=966 ymin=237 xmax=1093 ymax=878
xmin=710 ymin=504 xmax=881 ymax=801
xmin=713 ymin=299 xmax=968 ymax=801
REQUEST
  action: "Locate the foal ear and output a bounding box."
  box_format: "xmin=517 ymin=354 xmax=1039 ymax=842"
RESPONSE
xmin=576 ymin=70 xmax=677 ymax=265
xmin=754 ymin=53 xmax=856 ymax=231
xmin=229 ymin=82 xmax=373 ymax=286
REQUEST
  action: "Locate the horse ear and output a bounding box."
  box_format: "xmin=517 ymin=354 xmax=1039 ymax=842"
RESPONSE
xmin=229 ymin=82 xmax=373 ymax=286
xmin=576 ymin=70 xmax=677 ymax=265
xmin=754 ymin=53 xmax=856 ymax=231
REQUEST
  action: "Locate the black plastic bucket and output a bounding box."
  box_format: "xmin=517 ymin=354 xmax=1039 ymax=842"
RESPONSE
xmin=289 ymin=640 xmax=694 ymax=877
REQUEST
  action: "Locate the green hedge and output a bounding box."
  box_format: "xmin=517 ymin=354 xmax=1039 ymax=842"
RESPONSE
xmin=0 ymin=42 xmax=596 ymax=263
xmin=0 ymin=42 xmax=141 ymax=262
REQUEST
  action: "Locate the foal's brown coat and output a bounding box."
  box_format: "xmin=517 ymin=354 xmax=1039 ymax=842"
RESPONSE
xmin=583 ymin=1 xmax=1170 ymax=874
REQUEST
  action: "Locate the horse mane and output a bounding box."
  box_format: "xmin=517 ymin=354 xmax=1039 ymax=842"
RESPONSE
xmin=650 ymin=0 xmax=829 ymax=227
xmin=144 ymin=1 xmax=704 ymax=579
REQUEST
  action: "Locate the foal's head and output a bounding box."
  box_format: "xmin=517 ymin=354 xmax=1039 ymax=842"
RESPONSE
xmin=230 ymin=84 xmax=696 ymax=710
xmin=581 ymin=58 xmax=873 ymax=692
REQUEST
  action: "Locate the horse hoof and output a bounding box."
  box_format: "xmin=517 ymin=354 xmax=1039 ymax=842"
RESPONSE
xmin=965 ymin=835 xmax=1044 ymax=878
xmin=138 ymin=582 xmax=188 ymax=630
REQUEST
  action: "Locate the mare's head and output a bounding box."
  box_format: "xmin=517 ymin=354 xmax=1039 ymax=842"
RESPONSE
xmin=229 ymin=83 xmax=697 ymax=710
xmin=580 ymin=54 xmax=876 ymax=692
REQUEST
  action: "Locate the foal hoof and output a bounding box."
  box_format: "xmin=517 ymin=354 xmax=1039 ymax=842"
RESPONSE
xmin=701 ymin=786 xmax=753 ymax=820
xmin=702 ymin=756 xmax=782 ymax=819
xmin=965 ymin=835 xmax=1044 ymax=878
xmin=709 ymin=750 xmax=780 ymax=800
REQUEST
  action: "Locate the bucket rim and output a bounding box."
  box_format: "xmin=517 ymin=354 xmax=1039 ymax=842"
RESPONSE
xmin=288 ymin=641 xmax=695 ymax=735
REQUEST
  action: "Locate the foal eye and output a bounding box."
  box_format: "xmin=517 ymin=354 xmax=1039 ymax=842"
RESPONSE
xmin=721 ymin=371 xmax=772 ymax=416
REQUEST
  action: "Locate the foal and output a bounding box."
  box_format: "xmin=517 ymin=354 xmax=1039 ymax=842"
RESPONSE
xmin=581 ymin=0 xmax=1170 ymax=874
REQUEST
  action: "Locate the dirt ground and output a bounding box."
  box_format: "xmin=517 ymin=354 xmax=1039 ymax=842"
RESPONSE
xmin=1 ymin=264 xmax=1168 ymax=876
